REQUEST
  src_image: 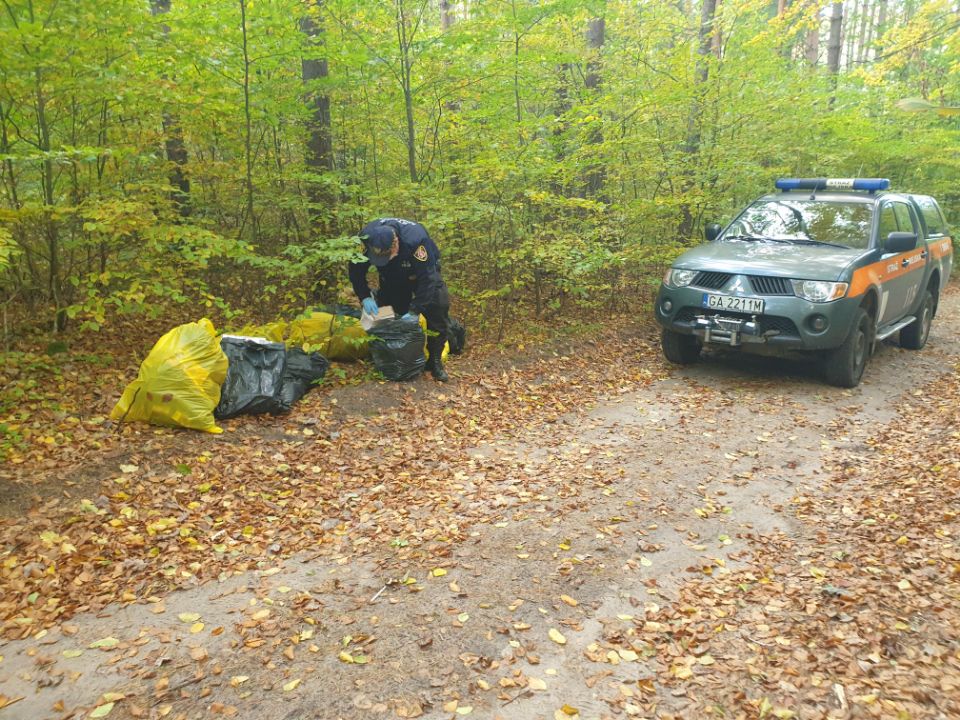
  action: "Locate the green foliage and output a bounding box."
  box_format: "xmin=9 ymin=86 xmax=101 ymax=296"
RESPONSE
xmin=0 ymin=0 xmax=958 ymax=340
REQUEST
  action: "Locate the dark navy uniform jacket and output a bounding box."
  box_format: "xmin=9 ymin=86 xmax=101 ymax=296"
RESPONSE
xmin=349 ymin=218 xmax=445 ymax=314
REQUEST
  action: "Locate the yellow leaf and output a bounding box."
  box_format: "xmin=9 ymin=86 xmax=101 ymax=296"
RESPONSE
xmin=338 ymin=651 xmax=354 ymax=664
xmin=457 ymin=613 xmax=469 ymax=623
xmin=178 ymin=612 xmax=201 ymax=623
xmin=528 ymin=677 xmax=547 ymax=690
xmin=101 ymin=693 xmax=125 ymax=703
xmin=431 ymin=568 xmax=447 ymax=577
xmin=456 ymin=707 xmax=473 ymax=715
xmin=560 ymin=595 xmax=578 ymax=607
xmin=89 ymin=703 xmax=115 ymax=718
xmin=618 ymin=649 xmax=639 ymax=662
xmin=190 ymin=622 xmax=204 ymax=634
xmin=230 ymin=676 xmax=249 ymax=687
xmin=697 ymin=654 xmax=715 ymax=665
xmin=560 ymin=705 xmax=579 ymax=716
xmin=897 ymin=579 xmax=912 ymax=591
xmin=548 ymin=628 xmax=567 ymax=645
xmin=283 ymin=679 xmax=301 ymax=692
xmin=88 ymin=637 xmax=119 ymax=649
xmin=62 ymin=649 xmax=83 ymax=658
xmin=671 ymin=664 xmax=692 ymax=679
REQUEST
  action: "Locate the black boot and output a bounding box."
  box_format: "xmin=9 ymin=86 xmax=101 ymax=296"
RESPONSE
xmin=430 ymin=358 xmax=450 ymax=382
xmin=429 ymin=357 xmax=449 ymax=382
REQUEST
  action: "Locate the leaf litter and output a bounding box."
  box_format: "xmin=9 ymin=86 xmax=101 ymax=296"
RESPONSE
xmin=1 ymin=306 xmax=959 ymax=719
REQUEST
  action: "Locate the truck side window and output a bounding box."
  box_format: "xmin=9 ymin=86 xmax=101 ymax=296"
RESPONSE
xmin=877 ymin=204 xmax=898 ymax=241
xmin=916 ymin=196 xmax=947 ymax=236
xmin=893 ymin=202 xmax=918 ymax=235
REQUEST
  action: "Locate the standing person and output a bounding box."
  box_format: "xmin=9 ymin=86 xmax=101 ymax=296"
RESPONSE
xmin=349 ymin=218 xmax=451 ymax=382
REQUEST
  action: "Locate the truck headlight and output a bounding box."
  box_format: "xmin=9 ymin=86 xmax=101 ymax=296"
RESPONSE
xmin=790 ymin=280 xmax=849 ymax=302
xmin=664 ymin=268 xmax=698 ymax=287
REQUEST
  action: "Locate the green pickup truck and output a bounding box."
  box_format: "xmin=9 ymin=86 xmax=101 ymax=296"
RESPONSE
xmin=655 ymin=178 xmax=954 ymax=387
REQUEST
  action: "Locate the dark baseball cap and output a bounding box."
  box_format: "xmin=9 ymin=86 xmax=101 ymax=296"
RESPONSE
xmin=362 ymin=225 xmax=396 ymax=267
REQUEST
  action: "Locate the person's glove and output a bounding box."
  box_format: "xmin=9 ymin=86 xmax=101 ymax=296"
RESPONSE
xmin=400 ymin=312 xmax=419 ymax=322
xmin=362 ymin=297 xmax=378 ymax=316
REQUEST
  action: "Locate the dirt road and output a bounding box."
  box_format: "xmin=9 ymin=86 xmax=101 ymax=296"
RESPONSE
xmin=2 ymin=288 xmax=959 ymax=720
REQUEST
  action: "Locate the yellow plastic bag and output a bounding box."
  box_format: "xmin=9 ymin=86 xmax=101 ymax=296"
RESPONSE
xmin=419 ymin=315 xmax=450 ymax=362
xmin=110 ymin=319 xmax=229 ymax=433
xmin=287 ymin=311 xmax=370 ymax=361
xmin=236 ymin=320 xmax=287 ymax=343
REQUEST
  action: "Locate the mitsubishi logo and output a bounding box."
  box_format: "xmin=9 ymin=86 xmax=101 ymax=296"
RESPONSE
xmin=728 ymin=276 xmax=746 ymax=294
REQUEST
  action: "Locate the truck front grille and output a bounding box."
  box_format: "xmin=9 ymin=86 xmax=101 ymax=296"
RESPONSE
xmin=692 ymin=271 xmax=732 ymax=290
xmin=749 ymin=276 xmax=793 ymax=295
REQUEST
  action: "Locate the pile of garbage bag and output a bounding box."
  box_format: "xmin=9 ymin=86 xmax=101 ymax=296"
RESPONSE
xmin=111 ymin=308 xmax=466 ymax=432
xmin=214 ymin=337 xmax=329 ymax=420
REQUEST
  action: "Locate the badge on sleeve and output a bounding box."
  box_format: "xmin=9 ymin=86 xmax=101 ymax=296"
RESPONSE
xmin=414 ymin=245 xmax=428 ymax=262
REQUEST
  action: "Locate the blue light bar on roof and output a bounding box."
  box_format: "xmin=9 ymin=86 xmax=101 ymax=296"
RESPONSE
xmin=775 ymin=178 xmax=890 ymax=191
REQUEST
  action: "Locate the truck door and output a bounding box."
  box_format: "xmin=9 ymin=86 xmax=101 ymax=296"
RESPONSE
xmin=879 ymin=201 xmax=926 ymax=324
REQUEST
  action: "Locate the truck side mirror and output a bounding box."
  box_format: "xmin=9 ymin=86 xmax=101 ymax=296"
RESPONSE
xmin=884 ymin=231 xmax=917 ymax=253
xmin=704 ymin=223 xmax=722 ymax=242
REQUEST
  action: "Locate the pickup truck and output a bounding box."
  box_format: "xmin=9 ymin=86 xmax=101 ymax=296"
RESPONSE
xmin=655 ymin=178 xmax=954 ymax=387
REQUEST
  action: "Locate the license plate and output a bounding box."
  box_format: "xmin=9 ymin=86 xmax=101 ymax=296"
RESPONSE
xmin=702 ymin=294 xmax=764 ymax=314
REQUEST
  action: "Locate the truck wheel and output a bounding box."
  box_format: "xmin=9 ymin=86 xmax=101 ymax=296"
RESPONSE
xmin=900 ymin=290 xmax=933 ymax=350
xmin=661 ymin=329 xmax=702 ymax=365
xmin=823 ymin=307 xmax=873 ymax=388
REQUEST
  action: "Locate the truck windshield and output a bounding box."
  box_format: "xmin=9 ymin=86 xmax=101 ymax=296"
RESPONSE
xmin=722 ymin=200 xmax=874 ymax=249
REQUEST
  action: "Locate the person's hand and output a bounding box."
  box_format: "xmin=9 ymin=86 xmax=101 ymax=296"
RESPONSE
xmin=400 ymin=312 xmax=419 ymax=322
xmin=362 ymin=297 xmax=378 ymax=316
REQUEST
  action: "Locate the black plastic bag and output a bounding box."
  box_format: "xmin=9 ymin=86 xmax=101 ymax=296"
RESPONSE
xmin=448 ymin=317 xmax=467 ymax=355
xmin=215 ymin=336 xmax=288 ymax=419
xmin=278 ymin=349 xmax=329 ymax=411
xmin=368 ymin=317 xmax=426 ymax=381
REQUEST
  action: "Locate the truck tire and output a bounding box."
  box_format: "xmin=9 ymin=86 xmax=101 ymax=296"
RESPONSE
xmin=823 ymin=307 xmax=873 ymax=388
xmin=661 ymin=329 xmax=702 ymax=365
xmin=900 ymin=289 xmax=933 ymax=350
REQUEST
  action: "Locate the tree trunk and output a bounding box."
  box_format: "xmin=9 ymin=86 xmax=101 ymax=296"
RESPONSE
xmin=150 ymin=0 xmax=191 ymax=217
xmin=583 ymin=16 xmax=605 ymax=199
xmin=239 ymin=0 xmax=257 ymax=241
xmin=804 ymin=0 xmax=820 ymax=66
xmin=678 ymin=0 xmax=717 ymax=240
xmin=827 ymin=2 xmax=843 ymax=73
xmin=300 ymin=0 xmax=334 ymax=226
xmin=854 ymin=0 xmax=872 ymax=64
xmin=440 ymin=0 xmax=452 ymax=31
xmin=875 ymin=0 xmax=888 ymax=56
xmin=396 ymin=0 xmax=418 ymax=183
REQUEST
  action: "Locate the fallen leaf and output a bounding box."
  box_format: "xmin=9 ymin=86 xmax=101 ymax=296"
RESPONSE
xmin=560 ymin=594 xmax=578 ymax=607
xmin=282 ymin=678 xmax=301 ymax=692
xmin=88 ymin=637 xmax=120 ymax=650
xmin=178 ymin=612 xmax=201 ymax=623
xmin=548 ymin=628 xmax=567 ymax=645
xmin=89 ymin=703 xmax=115 ymax=718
